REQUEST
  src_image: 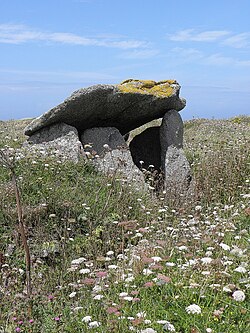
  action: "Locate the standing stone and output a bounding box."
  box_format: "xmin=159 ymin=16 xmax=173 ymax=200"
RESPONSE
xmin=81 ymin=127 xmax=127 ymax=156
xmin=81 ymin=127 xmax=145 ymax=185
xmin=160 ymin=110 xmax=183 ymax=165
xmin=129 ymin=127 xmax=161 ymax=171
xmin=160 ymin=110 xmax=192 ymax=194
xmin=24 ymin=122 xmax=83 ymax=162
xmin=163 ymin=146 xmax=192 ymax=195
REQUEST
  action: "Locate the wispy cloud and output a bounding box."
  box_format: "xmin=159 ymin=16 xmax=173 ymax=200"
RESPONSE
xmin=0 ymin=68 xmax=116 ymax=81
xmin=73 ymin=0 xmax=93 ymax=3
xmin=0 ymin=23 xmax=149 ymax=49
xmin=223 ymin=33 xmax=250 ymax=48
xmin=119 ymin=49 xmax=159 ymax=59
xmin=170 ymin=47 xmax=250 ymax=67
xmin=0 ymin=68 xmax=117 ymax=92
xmin=169 ymin=29 xmax=230 ymax=42
xmin=168 ymin=29 xmax=250 ymax=49
xmin=171 ymin=47 xmax=203 ymax=60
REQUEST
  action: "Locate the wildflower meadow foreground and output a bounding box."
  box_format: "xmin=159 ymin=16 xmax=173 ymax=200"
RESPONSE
xmin=0 ymin=116 xmax=249 ymax=332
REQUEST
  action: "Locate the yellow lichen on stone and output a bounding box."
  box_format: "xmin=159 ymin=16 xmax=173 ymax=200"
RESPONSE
xmin=117 ymin=79 xmax=177 ymax=98
xmin=157 ymin=79 xmax=177 ymax=85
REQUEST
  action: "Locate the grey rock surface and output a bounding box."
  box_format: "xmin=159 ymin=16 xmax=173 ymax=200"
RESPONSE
xmin=81 ymin=127 xmax=127 ymax=156
xmin=160 ymin=110 xmax=183 ymax=167
xmin=163 ymin=146 xmax=192 ymax=194
xmin=93 ymin=149 xmax=145 ymax=186
xmin=80 ymin=126 xmax=145 ymax=185
xmin=159 ymin=111 xmax=192 ymax=195
xmin=129 ymin=126 xmax=161 ymax=171
xmin=24 ymin=81 xmax=186 ymax=136
xmin=24 ymin=122 xmax=83 ymax=162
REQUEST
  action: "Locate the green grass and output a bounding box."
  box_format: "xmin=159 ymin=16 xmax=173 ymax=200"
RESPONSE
xmin=0 ymin=116 xmax=249 ymax=333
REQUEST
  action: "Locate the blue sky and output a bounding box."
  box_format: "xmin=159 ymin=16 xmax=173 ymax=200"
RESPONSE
xmin=0 ymin=0 xmax=250 ymax=120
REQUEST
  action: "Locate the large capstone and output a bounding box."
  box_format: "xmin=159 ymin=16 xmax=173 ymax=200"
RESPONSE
xmin=24 ymin=79 xmax=186 ymax=136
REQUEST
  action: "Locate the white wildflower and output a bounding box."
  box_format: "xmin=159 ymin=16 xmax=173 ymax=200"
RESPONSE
xmin=201 ymin=257 xmax=213 ymax=265
xmin=234 ymin=266 xmax=247 ymax=273
xmin=82 ymin=315 xmax=92 ymax=323
xmin=79 ymin=268 xmax=91 ymax=274
xmin=69 ymin=292 xmax=76 ymax=298
xmin=219 ymin=243 xmax=230 ymax=251
xmin=73 ymin=306 xmax=83 ymax=311
xmin=88 ymin=321 xmax=101 ymax=328
xmin=223 ymin=286 xmax=232 ymax=293
xmin=92 ymin=285 xmax=102 ymax=293
xmin=151 ymin=256 xmax=162 ymax=262
xmin=71 ymin=257 xmax=86 ymax=265
xmin=143 ymin=268 xmax=153 ymax=276
xmin=119 ymin=292 xmax=128 ymax=297
xmin=93 ymin=294 xmax=103 ymax=300
xmin=163 ymin=321 xmax=176 ymax=332
xmin=232 ymin=290 xmax=246 ymax=302
xmin=178 ymin=245 xmax=188 ymax=251
xmin=117 ymin=254 xmax=128 ymax=260
xmin=136 ymin=311 xmax=147 ymax=318
xmin=156 ymin=320 xmax=168 ymax=324
xmin=230 ymin=246 xmax=244 ymax=257
xmin=185 ymin=304 xmax=202 ymax=314
xmin=106 ymin=250 xmax=114 ymax=256
xmin=166 ymin=262 xmax=176 ymax=267
xmin=123 ymin=296 xmax=133 ymax=301
xmin=140 ymin=328 xmax=156 ymax=333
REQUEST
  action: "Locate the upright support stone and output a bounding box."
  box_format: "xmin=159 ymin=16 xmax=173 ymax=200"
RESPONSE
xmin=160 ymin=110 xmax=192 ymax=195
xmin=81 ymin=127 xmax=145 ymax=185
xmin=160 ymin=110 xmax=183 ymax=165
xmin=81 ymin=127 xmax=127 ymax=156
xmin=24 ymin=122 xmax=83 ymax=162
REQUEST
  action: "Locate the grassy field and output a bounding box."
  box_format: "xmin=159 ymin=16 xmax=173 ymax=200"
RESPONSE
xmin=0 ymin=116 xmax=249 ymax=333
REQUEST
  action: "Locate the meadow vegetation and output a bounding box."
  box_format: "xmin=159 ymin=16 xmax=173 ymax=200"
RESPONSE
xmin=0 ymin=116 xmax=249 ymax=333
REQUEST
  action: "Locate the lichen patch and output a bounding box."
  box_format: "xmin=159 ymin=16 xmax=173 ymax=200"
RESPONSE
xmin=117 ymin=79 xmax=177 ymax=98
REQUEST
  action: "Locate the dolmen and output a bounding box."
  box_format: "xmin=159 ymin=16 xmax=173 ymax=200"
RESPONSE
xmin=24 ymin=79 xmax=192 ymax=195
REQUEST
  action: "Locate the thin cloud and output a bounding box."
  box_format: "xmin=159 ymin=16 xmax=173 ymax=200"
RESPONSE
xmin=170 ymin=47 xmax=250 ymax=67
xmin=223 ymin=33 xmax=250 ymax=48
xmin=0 ymin=68 xmax=116 ymax=81
xmin=171 ymin=47 xmax=203 ymax=60
xmin=169 ymin=29 xmax=230 ymax=42
xmin=73 ymin=0 xmax=93 ymax=3
xmin=119 ymin=49 xmax=160 ymax=59
xmin=204 ymin=53 xmax=234 ymax=66
xmin=0 ymin=23 xmax=149 ymax=49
